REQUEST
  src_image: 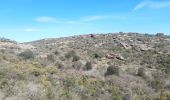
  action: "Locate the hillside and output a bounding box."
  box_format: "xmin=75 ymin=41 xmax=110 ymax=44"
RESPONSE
xmin=0 ymin=32 xmax=170 ymax=100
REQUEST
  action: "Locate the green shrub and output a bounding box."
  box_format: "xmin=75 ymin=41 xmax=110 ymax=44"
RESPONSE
xmin=19 ymin=49 xmax=34 ymax=59
xmin=72 ymin=61 xmax=83 ymax=70
xmin=156 ymin=33 xmax=164 ymax=37
xmin=59 ymin=56 xmax=66 ymax=61
xmin=31 ymin=69 xmax=41 ymax=77
xmin=159 ymin=91 xmax=170 ymax=100
xmin=65 ymin=50 xmax=80 ymax=62
xmin=72 ymin=55 xmax=80 ymax=62
xmin=150 ymin=80 xmax=163 ymax=91
xmin=157 ymin=54 xmax=170 ymax=74
xmin=83 ymin=61 xmax=92 ymax=71
xmin=88 ymin=50 xmax=104 ymax=59
xmin=137 ymin=67 xmax=146 ymax=77
xmin=105 ymin=65 xmax=120 ymax=76
xmin=47 ymin=54 xmax=55 ymax=62
xmin=46 ymin=86 xmax=55 ymax=99
xmin=92 ymin=52 xmax=103 ymax=58
xmin=54 ymin=50 xmax=59 ymax=55
xmin=65 ymin=50 xmax=76 ymax=59
xmin=29 ymin=67 xmax=44 ymax=77
xmin=0 ymin=79 xmax=9 ymax=89
xmin=55 ymin=62 xmax=64 ymax=69
xmin=140 ymin=50 xmax=157 ymax=66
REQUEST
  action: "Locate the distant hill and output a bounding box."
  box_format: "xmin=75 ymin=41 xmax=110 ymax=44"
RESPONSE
xmin=0 ymin=37 xmax=16 ymax=43
xmin=0 ymin=32 xmax=170 ymax=100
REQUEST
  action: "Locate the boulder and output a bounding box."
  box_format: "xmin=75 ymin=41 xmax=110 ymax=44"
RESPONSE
xmin=106 ymin=53 xmax=125 ymax=61
xmin=120 ymin=42 xmax=132 ymax=49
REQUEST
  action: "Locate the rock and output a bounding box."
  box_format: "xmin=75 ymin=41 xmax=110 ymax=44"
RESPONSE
xmin=106 ymin=53 xmax=117 ymax=59
xmin=138 ymin=44 xmax=153 ymax=51
xmin=140 ymin=45 xmax=148 ymax=51
xmin=120 ymin=42 xmax=132 ymax=49
xmin=116 ymin=55 xmax=125 ymax=61
xmin=106 ymin=53 xmax=125 ymax=61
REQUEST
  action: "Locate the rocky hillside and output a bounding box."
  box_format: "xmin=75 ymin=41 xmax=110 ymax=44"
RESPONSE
xmin=0 ymin=32 xmax=170 ymax=100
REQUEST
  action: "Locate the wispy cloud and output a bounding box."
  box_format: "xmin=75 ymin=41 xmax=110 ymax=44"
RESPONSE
xmin=65 ymin=15 xmax=113 ymax=24
xmin=80 ymin=15 xmax=113 ymax=22
xmin=134 ymin=1 xmax=150 ymax=11
xmin=35 ymin=15 xmax=126 ymax=25
xmin=134 ymin=0 xmax=170 ymax=10
xmin=35 ymin=16 xmax=58 ymax=23
xmin=66 ymin=15 xmax=126 ymax=24
xmin=81 ymin=15 xmax=126 ymax=22
xmin=24 ymin=28 xmax=40 ymax=32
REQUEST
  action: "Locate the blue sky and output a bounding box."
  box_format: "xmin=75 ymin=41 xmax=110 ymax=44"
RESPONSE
xmin=0 ymin=0 xmax=170 ymax=42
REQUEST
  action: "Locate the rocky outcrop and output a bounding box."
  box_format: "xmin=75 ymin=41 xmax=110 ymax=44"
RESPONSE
xmin=106 ymin=53 xmax=125 ymax=60
xmin=120 ymin=42 xmax=132 ymax=49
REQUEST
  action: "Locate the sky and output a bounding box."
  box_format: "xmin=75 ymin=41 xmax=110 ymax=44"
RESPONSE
xmin=0 ymin=0 xmax=170 ymax=42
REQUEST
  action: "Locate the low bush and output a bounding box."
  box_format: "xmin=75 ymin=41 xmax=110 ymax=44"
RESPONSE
xmin=105 ymin=65 xmax=120 ymax=76
xmin=47 ymin=54 xmax=55 ymax=62
xmin=54 ymin=50 xmax=59 ymax=55
xmin=72 ymin=55 xmax=80 ymax=62
xmin=18 ymin=50 xmax=34 ymax=59
xmin=92 ymin=52 xmax=103 ymax=58
xmin=72 ymin=61 xmax=83 ymax=70
xmin=137 ymin=67 xmax=146 ymax=77
xmin=65 ymin=50 xmax=76 ymax=59
xmin=157 ymin=54 xmax=170 ymax=74
xmin=150 ymin=80 xmax=163 ymax=91
xmin=83 ymin=61 xmax=92 ymax=71
xmin=59 ymin=56 xmax=66 ymax=61
xmin=159 ymin=91 xmax=170 ymax=100
xmin=55 ymin=62 xmax=64 ymax=69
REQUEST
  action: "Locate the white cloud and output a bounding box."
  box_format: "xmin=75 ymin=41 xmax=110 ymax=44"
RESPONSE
xmin=134 ymin=0 xmax=170 ymax=10
xmin=134 ymin=1 xmax=150 ymax=11
xmin=35 ymin=15 xmax=126 ymax=25
xmin=81 ymin=15 xmax=126 ymax=22
xmin=81 ymin=15 xmax=112 ymax=22
xmin=66 ymin=15 xmax=126 ymax=24
xmin=24 ymin=28 xmax=40 ymax=32
xmin=35 ymin=16 xmax=57 ymax=23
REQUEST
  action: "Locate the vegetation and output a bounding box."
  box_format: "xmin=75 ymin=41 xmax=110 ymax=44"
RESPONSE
xmin=65 ymin=50 xmax=76 ymax=59
xmin=157 ymin=54 xmax=170 ymax=74
xmin=105 ymin=65 xmax=120 ymax=76
xmin=83 ymin=61 xmax=92 ymax=70
xmin=18 ymin=49 xmax=34 ymax=59
xmin=0 ymin=33 xmax=170 ymax=100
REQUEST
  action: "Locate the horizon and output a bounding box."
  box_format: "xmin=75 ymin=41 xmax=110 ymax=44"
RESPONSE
xmin=0 ymin=0 xmax=170 ymax=42
xmin=0 ymin=32 xmax=167 ymax=43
